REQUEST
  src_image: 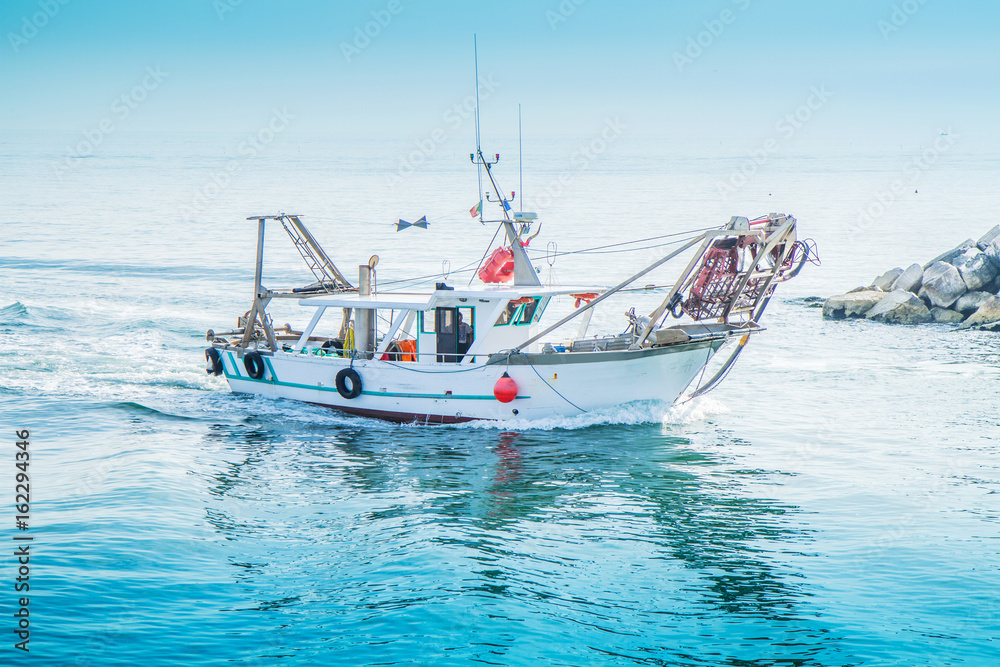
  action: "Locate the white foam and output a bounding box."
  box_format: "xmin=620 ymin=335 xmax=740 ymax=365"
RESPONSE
xmin=457 ymin=400 xmax=672 ymax=431
xmin=661 ymin=395 xmax=730 ymax=427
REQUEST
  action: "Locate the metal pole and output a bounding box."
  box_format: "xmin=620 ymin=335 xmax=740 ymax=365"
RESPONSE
xmin=254 ymin=218 xmax=265 ymax=299
xmin=720 ymin=219 xmax=794 ymax=321
xmin=356 ymin=265 xmax=374 ymax=358
xmin=240 ymin=219 xmax=268 ymax=349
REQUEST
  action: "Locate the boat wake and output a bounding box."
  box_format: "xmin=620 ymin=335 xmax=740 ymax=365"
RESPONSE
xmin=235 ymin=395 xmax=732 ymax=432
xmin=661 ymin=395 xmax=731 ymax=426
xmin=458 ymin=400 xmax=676 ymax=431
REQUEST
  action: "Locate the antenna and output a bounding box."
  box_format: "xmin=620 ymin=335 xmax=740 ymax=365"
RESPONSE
xmin=467 ymin=40 xmax=514 ymax=224
xmin=518 ymin=103 xmax=523 ymax=214
xmin=474 ymin=35 xmax=483 ymax=209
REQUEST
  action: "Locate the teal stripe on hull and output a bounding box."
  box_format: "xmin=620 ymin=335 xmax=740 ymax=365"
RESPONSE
xmin=224 ymin=373 xmax=528 ymax=401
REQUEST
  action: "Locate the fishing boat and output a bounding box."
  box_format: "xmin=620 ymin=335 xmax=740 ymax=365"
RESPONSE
xmin=203 ymin=143 xmax=808 ymax=423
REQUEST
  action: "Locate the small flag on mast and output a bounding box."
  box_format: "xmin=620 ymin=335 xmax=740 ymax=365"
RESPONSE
xmin=470 ymin=200 xmax=482 ymax=218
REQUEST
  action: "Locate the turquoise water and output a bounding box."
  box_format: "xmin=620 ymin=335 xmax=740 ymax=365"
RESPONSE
xmin=2 ymin=132 xmax=999 ymax=665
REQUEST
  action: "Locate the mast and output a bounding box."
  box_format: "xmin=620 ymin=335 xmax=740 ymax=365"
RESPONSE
xmin=470 ymin=39 xmax=540 ymax=287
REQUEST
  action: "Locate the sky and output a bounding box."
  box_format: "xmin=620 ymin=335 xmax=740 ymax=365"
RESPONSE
xmin=0 ymin=0 xmax=998 ymax=142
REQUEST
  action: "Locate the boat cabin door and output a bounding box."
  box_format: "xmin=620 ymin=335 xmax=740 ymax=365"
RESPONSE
xmin=435 ymin=307 xmax=458 ymax=362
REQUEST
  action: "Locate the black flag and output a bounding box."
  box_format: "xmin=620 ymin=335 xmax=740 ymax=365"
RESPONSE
xmin=396 ymin=216 xmax=428 ymax=231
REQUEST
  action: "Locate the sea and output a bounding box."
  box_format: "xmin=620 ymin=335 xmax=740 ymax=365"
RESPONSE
xmin=1 ymin=128 xmax=998 ymax=665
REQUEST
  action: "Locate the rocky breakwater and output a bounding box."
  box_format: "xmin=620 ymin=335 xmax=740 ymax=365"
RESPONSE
xmin=823 ymin=226 xmax=1000 ymax=330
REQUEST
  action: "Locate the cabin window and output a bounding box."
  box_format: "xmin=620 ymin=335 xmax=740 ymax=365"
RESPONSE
xmin=457 ymin=307 xmax=474 ymax=356
xmin=515 ymin=299 xmax=538 ymax=325
xmin=495 ymin=298 xmax=547 ymax=326
xmin=495 ymin=301 xmax=519 ymax=326
xmin=437 ymin=308 xmax=455 ymax=334
xmin=419 ymin=311 xmax=435 ymax=333
xmin=533 ymin=297 xmax=550 ymax=322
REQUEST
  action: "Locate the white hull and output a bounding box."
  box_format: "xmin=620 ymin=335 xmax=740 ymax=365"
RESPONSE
xmin=218 ymin=339 xmax=726 ymax=423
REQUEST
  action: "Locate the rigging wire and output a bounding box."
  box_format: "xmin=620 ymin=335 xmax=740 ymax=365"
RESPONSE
xmin=507 ymin=351 xmax=586 ymax=413
xmin=468 ymin=222 xmax=502 ymax=287
xmin=377 ymin=223 xmax=716 ymax=291
xmin=378 ymin=258 xmax=483 ymax=288
xmin=526 ymin=226 xmax=716 ymax=259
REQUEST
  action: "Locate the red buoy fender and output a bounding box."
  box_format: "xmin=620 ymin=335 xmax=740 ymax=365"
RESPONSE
xmin=478 ymin=247 xmax=515 ymax=284
xmin=493 ymin=372 xmax=518 ymax=403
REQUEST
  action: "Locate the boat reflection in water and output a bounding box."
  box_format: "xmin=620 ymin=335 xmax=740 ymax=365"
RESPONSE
xmin=200 ymin=414 xmax=840 ymax=664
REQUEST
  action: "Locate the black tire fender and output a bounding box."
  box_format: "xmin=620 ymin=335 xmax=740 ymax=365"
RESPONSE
xmin=244 ymin=350 xmax=265 ymax=380
xmin=205 ymin=347 xmax=223 ymax=376
xmin=335 ymin=368 xmax=363 ymax=399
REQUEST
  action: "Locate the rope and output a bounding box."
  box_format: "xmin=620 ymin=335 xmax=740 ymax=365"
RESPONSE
xmin=508 ymin=351 xmax=586 ymax=413
xmin=468 ymin=223 xmax=503 ymax=287
xmin=679 ymin=337 xmax=742 ymax=404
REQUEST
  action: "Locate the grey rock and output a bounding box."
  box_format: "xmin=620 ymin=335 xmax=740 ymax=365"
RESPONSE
xmin=978 ymin=225 xmax=1000 ymax=269
xmin=865 ymin=290 xmax=933 ymax=325
xmin=930 ymin=307 xmax=965 ymax=324
xmin=872 ymin=267 xmax=903 ymax=291
xmin=890 ymin=263 xmax=923 ymax=293
xmin=960 ymin=296 xmax=1000 ymax=329
xmin=953 ymin=248 xmax=997 ymax=291
xmin=988 ymin=273 xmax=1000 ymax=294
xmin=924 ymin=239 xmax=975 ymax=269
xmin=921 ymin=261 xmax=967 ymax=308
xmin=953 ymin=291 xmax=994 ymax=314
xmin=917 ymin=286 xmax=933 ymax=307
xmin=848 ymin=285 xmax=877 ymax=293
xmin=977 ymin=225 xmax=1000 ymax=250
xmin=822 ymin=290 xmax=885 ymax=319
